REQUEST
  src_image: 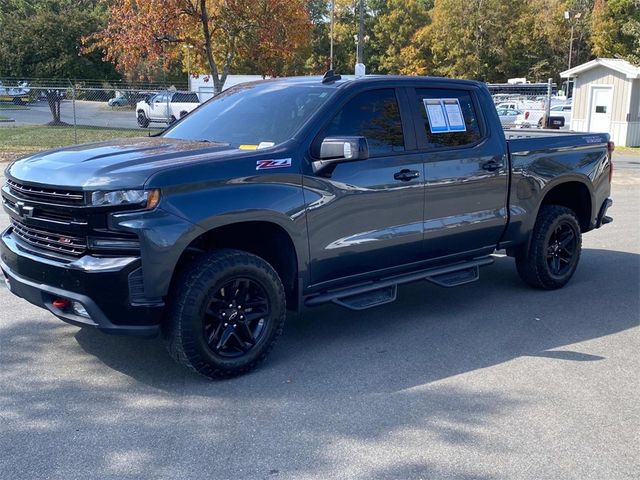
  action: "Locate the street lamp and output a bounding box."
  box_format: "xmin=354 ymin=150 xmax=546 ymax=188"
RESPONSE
xmin=564 ymin=11 xmax=582 ymax=70
xmin=183 ymin=44 xmax=194 ymax=91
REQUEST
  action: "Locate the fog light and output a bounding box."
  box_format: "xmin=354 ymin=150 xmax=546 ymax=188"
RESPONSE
xmin=71 ymin=301 xmax=90 ymax=318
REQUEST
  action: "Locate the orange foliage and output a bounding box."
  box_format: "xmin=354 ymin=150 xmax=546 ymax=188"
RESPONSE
xmin=85 ymin=0 xmax=311 ymax=87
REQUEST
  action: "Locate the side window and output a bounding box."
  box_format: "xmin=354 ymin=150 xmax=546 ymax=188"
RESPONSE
xmin=322 ymin=89 xmax=404 ymax=157
xmin=415 ymin=88 xmax=482 ymax=149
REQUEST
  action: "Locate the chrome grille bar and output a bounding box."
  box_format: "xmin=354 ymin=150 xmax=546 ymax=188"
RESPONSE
xmin=10 ymin=219 xmax=86 ymax=256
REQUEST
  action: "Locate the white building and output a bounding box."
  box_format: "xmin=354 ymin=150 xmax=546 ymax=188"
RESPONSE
xmin=561 ymin=58 xmax=640 ymax=147
xmin=189 ymin=74 xmax=265 ymax=101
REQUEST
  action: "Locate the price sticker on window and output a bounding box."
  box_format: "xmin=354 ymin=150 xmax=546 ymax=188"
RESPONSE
xmin=423 ymin=98 xmax=467 ymax=133
xmin=423 ymin=99 xmax=448 ymax=133
xmin=443 ymin=98 xmax=466 ymax=132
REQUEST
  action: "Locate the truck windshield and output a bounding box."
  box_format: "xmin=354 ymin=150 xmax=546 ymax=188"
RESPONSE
xmin=163 ymin=83 xmax=335 ymax=147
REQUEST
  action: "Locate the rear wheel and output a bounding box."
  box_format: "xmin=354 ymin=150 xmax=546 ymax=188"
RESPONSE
xmin=516 ymin=205 xmax=582 ymax=289
xmin=164 ymin=249 xmax=286 ymax=379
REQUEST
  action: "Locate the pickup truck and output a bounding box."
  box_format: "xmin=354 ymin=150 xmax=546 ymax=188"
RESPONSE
xmin=1 ymin=73 xmax=613 ymax=379
xmin=136 ymin=91 xmax=200 ymax=127
xmin=515 ymin=104 xmax=573 ymax=129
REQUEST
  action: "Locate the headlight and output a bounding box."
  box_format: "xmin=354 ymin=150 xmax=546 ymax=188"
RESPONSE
xmin=90 ymin=189 xmax=160 ymax=209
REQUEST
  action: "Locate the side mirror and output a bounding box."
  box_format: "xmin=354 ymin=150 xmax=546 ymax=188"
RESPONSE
xmin=313 ymin=136 xmax=369 ymax=173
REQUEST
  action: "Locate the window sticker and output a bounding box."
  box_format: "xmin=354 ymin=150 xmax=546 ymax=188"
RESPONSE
xmin=424 ymin=99 xmax=448 ymax=133
xmin=423 ymin=98 xmax=467 ymax=133
xmin=443 ymin=98 xmax=466 ymax=132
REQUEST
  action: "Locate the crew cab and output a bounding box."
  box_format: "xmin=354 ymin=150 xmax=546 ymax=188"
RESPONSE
xmin=136 ymin=91 xmax=200 ymax=127
xmin=1 ymin=73 xmax=613 ymax=379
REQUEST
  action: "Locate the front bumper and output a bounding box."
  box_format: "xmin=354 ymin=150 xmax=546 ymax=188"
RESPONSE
xmin=1 ymin=229 xmax=162 ymax=336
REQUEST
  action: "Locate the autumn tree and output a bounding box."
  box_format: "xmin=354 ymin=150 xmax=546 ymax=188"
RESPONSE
xmin=88 ymin=0 xmax=312 ymax=92
xmin=371 ymin=0 xmax=431 ymax=74
xmin=591 ymin=0 xmax=640 ymax=64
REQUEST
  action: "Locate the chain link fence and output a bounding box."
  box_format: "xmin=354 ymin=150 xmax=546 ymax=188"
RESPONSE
xmin=487 ymin=80 xmax=572 ymax=130
xmin=1 ymin=77 xmax=573 ymax=154
xmin=0 ymin=78 xmax=198 ymax=152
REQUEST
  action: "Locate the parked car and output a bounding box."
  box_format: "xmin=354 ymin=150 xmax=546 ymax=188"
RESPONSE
xmin=107 ymin=96 xmax=129 ymax=107
xmin=136 ymin=91 xmax=200 ymax=127
xmin=516 ymin=104 xmax=572 ymax=129
xmin=496 ymin=107 xmax=521 ymax=127
xmin=1 ymin=74 xmax=613 ymax=379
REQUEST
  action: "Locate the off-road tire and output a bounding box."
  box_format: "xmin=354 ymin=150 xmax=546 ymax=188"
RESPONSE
xmin=163 ymin=249 xmax=286 ymax=379
xmin=516 ymin=205 xmax=582 ymax=290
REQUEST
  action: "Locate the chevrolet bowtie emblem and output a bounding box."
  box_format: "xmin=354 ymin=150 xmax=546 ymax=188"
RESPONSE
xmin=15 ymin=201 xmax=34 ymax=219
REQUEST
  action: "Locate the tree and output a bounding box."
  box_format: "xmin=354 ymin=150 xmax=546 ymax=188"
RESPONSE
xmin=405 ymin=0 xmax=516 ymax=81
xmin=0 ymin=0 xmax=118 ymax=124
xmin=591 ymin=0 xmax=640 ymax=64
xmin=88 ymin=0 xmax=312 ymax=93
xmin=370 ymin=0 xmax=431 ymax=74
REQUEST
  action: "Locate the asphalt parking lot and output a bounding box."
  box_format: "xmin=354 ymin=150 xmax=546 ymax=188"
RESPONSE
xmin=0 ymin=153 xmax=638 ymax=480
xmin=5 ymin=100 xmax=144 ymax=130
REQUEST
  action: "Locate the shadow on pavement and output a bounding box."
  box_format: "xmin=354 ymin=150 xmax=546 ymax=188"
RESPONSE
xmin=0 ymin=248 xmax=637 ymax=479
xmin=68 ymin=248 xmax=639 ymax=395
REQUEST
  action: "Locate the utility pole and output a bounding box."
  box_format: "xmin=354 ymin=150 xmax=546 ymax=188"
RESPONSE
xmin=330 ymin=0 xmax=335 ymax=70
xmin=357 ymin=0 xmax=364 ymax=65
xmin=564 ymin=11 xmax=582 ymax=70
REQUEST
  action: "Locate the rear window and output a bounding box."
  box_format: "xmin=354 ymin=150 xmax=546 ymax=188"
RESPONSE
xmin=415 ymin=88 xmax=482 ymax=149
xmin=172 ymin=92 xmax=200 ymax=103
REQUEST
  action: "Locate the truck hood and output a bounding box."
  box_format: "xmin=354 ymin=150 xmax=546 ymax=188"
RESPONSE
xmin=6 ymin=137 xmax=243 ymax=189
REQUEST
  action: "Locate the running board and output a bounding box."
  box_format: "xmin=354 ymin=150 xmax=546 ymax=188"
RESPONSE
xmin=305 ymin=257 xmax=494 ymax=310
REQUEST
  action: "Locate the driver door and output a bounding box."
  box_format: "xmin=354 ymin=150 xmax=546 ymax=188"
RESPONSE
xmin=303 ymin=88 xmax=426 ymax=288
xmin=149 ymin=93 xmax=169 ymax=121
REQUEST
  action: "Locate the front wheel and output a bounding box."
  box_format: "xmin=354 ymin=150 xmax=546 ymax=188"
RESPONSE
xmin=515 ymin=205 xmax=582 ymax=289
xmin=137 ymin=111 xmax=149 ymax=128
xmin=164 ymin=249 xmax=286 ymax=379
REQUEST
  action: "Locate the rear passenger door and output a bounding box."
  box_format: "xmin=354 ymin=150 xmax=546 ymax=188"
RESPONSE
xmin=304 ymin=88 xmax=426 ymax=287
xmin=409 ymin=86 xmax=509 ymax=260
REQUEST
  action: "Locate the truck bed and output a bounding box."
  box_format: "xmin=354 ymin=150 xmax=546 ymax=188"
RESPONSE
xmin=505 ymin=129 xmax=610 ymax=156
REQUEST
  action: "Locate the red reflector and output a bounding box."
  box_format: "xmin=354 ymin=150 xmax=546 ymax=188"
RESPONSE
xmin=525 ymin=111 xmax=529 ymax=120
xmin=607 ymin=141 xmax=615 ymax=154
xmin=52 ymin=298 xmax=71 ymax=309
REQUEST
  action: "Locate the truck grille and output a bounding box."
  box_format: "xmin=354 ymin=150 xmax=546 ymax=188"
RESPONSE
xmin=10 ymin=219 xmax=87 ymax=256
xmin=7 ymin=179 xmax=85 ymax=206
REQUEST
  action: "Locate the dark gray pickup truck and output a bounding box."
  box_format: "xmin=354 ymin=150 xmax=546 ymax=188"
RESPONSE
xmin=1 ymin=73 xmax=613 ymax=378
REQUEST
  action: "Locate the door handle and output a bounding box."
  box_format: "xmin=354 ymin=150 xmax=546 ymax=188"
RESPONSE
xmin=481 ymin=160 xmax=504 ymax=172
xmin=394 ymin=169 xmax=421 ymax=181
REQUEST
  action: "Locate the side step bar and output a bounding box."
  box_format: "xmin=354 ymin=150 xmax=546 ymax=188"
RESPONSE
xmin=305 ymin=257 xmax=494 ymax=311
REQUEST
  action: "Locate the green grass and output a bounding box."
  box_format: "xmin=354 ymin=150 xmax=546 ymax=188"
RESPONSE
xmin=0 ymin=103 xmax=28 ymax=110
xmin=615 ymin=146 xmax=640 ymax=153
xmin=0 ymin=125 xmax=146 ymax=149
xmin=0 ymin=115 xmax=10 ymax=121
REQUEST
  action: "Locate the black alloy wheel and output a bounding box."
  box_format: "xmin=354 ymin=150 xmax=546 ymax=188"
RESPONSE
xmin=164 ymin=249 xmax=286 ymax=379
xmin=515 ymin=205 xmax=582 ymax=290
xmin=546 ymin=221 xmax=578 ymax=277
xmin=203 ymin=277 xmax=270 ymax=358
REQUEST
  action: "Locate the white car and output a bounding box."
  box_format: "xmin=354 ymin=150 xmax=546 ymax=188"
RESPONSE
xmin=515 ymin=104 xmax=572 ymax=129
xmin=496 ymin=107 xmax=521 ymax=128
xmin=136 ymin=91 xmax=200 ymax=127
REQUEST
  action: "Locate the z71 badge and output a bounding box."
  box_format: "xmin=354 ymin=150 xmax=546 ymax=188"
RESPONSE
xmin=256 ymin=158 xmax=292 ymax=170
